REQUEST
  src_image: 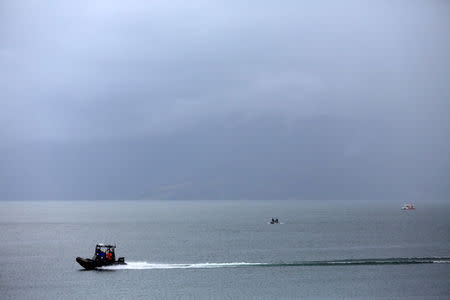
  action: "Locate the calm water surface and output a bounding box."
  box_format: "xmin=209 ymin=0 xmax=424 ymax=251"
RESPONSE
xmin=0 ymin=200 xmax=449 ymax=299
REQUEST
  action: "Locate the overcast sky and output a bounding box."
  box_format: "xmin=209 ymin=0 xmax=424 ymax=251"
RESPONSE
xmin=1 ymin=0 xmax=449 ymax=200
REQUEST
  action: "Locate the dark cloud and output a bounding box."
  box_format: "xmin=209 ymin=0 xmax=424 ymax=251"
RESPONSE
xmin=1 ymin=0 xmax=449 ymax=200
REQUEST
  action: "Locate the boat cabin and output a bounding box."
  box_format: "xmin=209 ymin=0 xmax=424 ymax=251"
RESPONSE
xmin=94 ymin=244 xmax=116 ymax=261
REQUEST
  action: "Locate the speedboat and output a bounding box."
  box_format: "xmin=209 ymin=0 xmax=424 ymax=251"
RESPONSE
xmin=76 ymin=244 xmax=126 ymax=270
xmin=401 ymin=203 xmax=415 ymax=210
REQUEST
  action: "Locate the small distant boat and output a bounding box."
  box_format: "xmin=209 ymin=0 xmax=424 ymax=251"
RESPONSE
xmin=401 ymin=203 xmax=415 ymax=210
xmin=76 ymin=243 xmax=126 ymax=270
xmin=270 ymin=218 xmax=279 ymax=224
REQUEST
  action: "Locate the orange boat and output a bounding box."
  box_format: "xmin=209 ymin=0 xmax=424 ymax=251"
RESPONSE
xmin=401 ymin=203 xmax=415 ymax=210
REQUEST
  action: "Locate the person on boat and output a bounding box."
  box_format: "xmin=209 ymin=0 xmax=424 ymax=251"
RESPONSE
xmin=106 ymin=250 xmax=113 ymax=261
xmin=95 ymin=247 xmax=102 ymax=261
xmin=99 ymin=250 xmax=106 ymax=261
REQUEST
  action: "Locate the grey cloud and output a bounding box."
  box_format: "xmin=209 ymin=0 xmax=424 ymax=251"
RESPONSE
xmin=1 ymin=0 xmax=449 ymax=200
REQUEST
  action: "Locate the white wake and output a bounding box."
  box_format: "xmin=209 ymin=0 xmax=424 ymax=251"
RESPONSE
xmin=99 ymin=257 xmax=450 ymax=270
xmin=102 ymin=261 xmax=265 ymax=270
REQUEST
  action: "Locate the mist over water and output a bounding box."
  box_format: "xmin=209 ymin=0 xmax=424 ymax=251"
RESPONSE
xmin=2 ymin=1 xmax=449 ymax=298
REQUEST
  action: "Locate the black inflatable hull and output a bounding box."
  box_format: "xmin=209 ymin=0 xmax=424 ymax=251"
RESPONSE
xmin=76 ymin=257 xmax=126 ymax=270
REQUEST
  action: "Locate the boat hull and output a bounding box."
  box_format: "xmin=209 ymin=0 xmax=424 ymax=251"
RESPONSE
xmin=76 ymin=257 xmax=126 ymax=270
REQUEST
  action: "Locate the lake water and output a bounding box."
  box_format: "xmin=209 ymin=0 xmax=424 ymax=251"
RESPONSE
xmin=0 ymin=200 xmax=449 ymax=299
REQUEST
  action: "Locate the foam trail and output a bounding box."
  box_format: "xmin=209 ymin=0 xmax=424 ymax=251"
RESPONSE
xmin=102 ymin=257 xmax=450 ymax=270
xmin=104 ymin=262 xmax=264 ymax=270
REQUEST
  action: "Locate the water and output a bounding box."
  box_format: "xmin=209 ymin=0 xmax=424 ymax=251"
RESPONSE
xmin=0 ymin=200 xmax=449 ymax=299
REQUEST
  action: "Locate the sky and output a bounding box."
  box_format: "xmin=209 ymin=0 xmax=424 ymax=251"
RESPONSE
xmin=1 ymin=0 xmax=449 ymax=200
